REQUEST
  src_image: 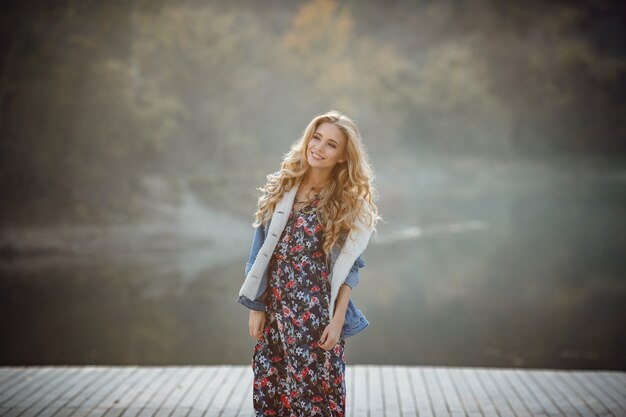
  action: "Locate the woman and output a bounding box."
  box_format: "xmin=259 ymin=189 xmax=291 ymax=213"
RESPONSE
xmin=238 ymin=110 xmax=381 ymax=416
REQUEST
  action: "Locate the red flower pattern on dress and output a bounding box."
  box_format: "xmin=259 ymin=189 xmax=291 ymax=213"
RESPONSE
xmin=321 ymin=379 xmax=329 ymax=393
xmin=290 ymin=244 xmax=303 ymax=253
xmin=280 ymin=394 xmax=291 ymax=409
xmin=252 ymin=194 xmax=345 ymax=416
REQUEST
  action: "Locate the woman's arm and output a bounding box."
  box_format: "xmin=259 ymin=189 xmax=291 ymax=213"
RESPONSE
xmin=332 ymin=284 xmax=352 ymax=325
xmin=319 ymin=255 xmax=365 ymax=347
xmin=332 ymin=255 xmax=365 ymax=321
xmin=319 ymin=283 xmax=352 ymax=350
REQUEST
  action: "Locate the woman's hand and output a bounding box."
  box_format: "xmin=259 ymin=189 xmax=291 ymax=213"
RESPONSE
xmin=249 ymin=310 xmax=266 ymax=341
xmin=319 ymin=317 xmax=344 ymax=350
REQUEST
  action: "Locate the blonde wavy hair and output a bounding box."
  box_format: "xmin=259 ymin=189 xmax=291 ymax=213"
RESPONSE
xmin=252 ymin=110 xmax=382 ymax=256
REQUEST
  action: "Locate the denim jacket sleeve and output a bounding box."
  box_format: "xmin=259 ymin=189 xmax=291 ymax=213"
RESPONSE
xmin=238 ymin=224 xmax=269 ymax=311
xmin=342 ymin=255 xmax=366 ymax=289
xmin=245 ymin=224 xmax=264 ymax=277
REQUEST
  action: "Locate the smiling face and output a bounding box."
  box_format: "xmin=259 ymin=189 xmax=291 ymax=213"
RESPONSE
xmin=306 ymin=122 xmax=348 ymax=170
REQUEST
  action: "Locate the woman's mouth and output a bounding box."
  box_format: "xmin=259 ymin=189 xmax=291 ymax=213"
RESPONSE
xmin=311 ymin=151 xmax=324 ymax=160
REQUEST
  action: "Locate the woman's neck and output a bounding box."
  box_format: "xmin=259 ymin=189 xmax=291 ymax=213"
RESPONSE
xmin=303 ymin=169 xmax=331 ymax=189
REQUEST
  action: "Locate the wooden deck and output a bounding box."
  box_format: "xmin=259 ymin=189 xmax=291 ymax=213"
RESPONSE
xmin=0 ymin=365 xmax=624 ymax=416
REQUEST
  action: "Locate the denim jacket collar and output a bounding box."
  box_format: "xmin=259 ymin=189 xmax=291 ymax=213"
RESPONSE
xmin=238 ymin=176 xmax=374 ymax=324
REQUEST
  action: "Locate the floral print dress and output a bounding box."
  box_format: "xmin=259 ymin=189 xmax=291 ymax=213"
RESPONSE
xmin=252 ymin=194 xmax=346 ymax=416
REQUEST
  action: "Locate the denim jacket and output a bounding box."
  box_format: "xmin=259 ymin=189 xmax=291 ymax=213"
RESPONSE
xmin=237 ymin=176 xmax=372 ymax=340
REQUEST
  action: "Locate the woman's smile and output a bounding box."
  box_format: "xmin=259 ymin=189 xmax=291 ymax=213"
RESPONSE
xmin=311 ymin=151 xmax=325 ymax=160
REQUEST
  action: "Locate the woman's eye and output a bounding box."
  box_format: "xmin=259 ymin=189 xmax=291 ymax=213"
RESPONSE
xmin=312 ymin=136 xmax=335 ymax=148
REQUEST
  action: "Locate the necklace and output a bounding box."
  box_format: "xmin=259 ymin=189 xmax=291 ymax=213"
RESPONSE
xmin=294 ymin=195 xmax=319 ymax=204
xmin=294 ymin=186 xmax=321 ymax=204
xmin=293 ymin=190 xmax=321 ymax=214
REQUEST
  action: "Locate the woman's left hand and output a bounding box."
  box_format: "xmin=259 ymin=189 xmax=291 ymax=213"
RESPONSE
xmin=319 ymin=318 xmax=343 ymax=350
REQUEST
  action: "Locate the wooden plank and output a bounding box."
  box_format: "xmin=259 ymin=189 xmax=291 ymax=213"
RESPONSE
xmin=422 ymin=367 xmax=450 ymax=417
xmin=207 ymin=365 xmax=244 ymax=416
xmin=508 ymin=368 xmax=561 ymax=416
xmin=596 ymin=371 xmax=626 ymax=403
xmin=606 ymin=371 xmax=626 ymax=391
xmin=222 ymin=366 xmax=251 ymax=417
xmin=345 ymin=364 xmax=354 ymax=417
xmin=475 ymin=367 xmax=521 ymax=417
xmin=458 ymin=367 xmax=503 ymax=417
xmin=485 ymin=368 xmax=535 ymax=417
xmin=86 ymin=366 xmax=143 ymax=417
xmin=19 ymin=367 xmax=100 ymax=417
xmin=72 ymin=367 xmax=136 ymax=416
xmin=187 ymin=366 xmax=231 ymax=417
xmin=125 ymin=367 xmax=180 ymax=417
xmin=0 ymin=365 xmax=624 ymax=417
xmin=0 ymin=367 xmax=19 ymax=385
xmin=1 ymin=367 xmax=79 ymax=413
xmin=55 ymin=367 xmax=133 ymax=417
xmin=154 ymin=365 xmax=199 ymax=417
xmin=551 ymin=370 xmax=608 ymax=417
xmin=408 ymin=367 xmax=434 ymax=417
xmin=0 ymin=367 xmax=31 ymax=393
xmin=574 ymin=371 xmax=626 ymax=417
xmin=549 ymin=370 xmax=602 ymax=416
xmin=0 ymin=367 xmax=56 ymax=407
xmin=380 ymin=365 xmax=401 ymax=417
xmin=446 ymin=367 xmax=483 ymax=417
xmin=101 ymin=367 xmax=168 ymax=417
xmin=395 ymin=366 xmax=417 ymax=416
xmin=526 ymin=369 xmax=584 ymax=417
xmin=172 ymin=367 xmax=219 ymax=417
xmin=140 ymin=366 xmax=194 ymax=417
xmin=14 ymin=366 xmax=114 ymax=417
xmin=368 ymin=365 xmax=384 ymax=416
xmin=236 ymin=367 xmax=254 ymax=417
xmin=436 ymin=367 xmax=469 ymax=417
xmin=151 ymin=367 xmax=192 ymax=417
xmin=353 ymin=365 xmax=368 ymax=417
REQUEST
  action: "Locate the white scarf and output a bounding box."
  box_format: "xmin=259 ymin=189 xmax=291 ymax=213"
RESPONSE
xmin=238 ymin=177 xmax=374 ymax=320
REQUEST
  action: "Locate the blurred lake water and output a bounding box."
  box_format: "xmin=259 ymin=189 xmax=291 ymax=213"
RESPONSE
xmin=1 ymin=156 xmax=624 ymax=369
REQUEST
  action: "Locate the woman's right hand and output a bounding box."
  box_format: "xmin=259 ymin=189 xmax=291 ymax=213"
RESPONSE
xmin=249 ymin=309 xmax=266 ymax=341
